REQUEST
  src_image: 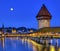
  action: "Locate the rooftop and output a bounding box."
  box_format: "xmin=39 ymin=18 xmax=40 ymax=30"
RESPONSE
xmin=36 ymin=4 xmax=52 ymax=18
xmin=37 ymin=27 xmax=60 ymax=33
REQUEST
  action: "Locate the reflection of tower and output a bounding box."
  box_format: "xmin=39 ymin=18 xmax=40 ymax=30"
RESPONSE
xmin=2 ymin=24 xmax=4 ymax=34
xmin=36 ymin=4 xmax=52 ymax=29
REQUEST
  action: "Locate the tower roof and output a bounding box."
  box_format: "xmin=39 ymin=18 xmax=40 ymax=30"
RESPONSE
xmin=36 ymin=4 xmax=52 ymax=17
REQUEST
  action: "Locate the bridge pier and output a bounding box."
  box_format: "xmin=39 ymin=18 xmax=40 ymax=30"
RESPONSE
xmin=55 ymin=39 xmax=59 ymax=51
xmin=16 ymin=36 xmax=19 ymax=40
xmin=41 ymin=37 xmax=51 ymax=51
xmin=40 ymin=37 xmax=43 ymax=44
xmin=40 ymin=37 xmax=52 ymax=47
xmin=50 ymin=39 xmax=52 ymax=45
xmin=55 ymin=39 xmax=58 ymax=47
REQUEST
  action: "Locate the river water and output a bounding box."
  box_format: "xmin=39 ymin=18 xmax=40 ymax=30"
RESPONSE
xmin=0 ymin=38 xmax=60 ymax=51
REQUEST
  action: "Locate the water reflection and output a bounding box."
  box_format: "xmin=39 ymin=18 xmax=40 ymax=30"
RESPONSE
xmin=0 ymin=38 xmax=60 ymax=51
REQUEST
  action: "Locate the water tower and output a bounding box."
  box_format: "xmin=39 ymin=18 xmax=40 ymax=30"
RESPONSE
xmin=36 ymin=4 xmax=52 ymax=29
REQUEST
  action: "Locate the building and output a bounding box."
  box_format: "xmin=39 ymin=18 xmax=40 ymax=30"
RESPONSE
xmin=36 ymin=4 xmax=52 ymax=29
xmin=12 ymin=28 xmax=17 ymax=33
xmin=36 ymin=4 xmax=60 ymax=34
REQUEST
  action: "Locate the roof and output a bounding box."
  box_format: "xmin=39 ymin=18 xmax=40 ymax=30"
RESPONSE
xmin=37 ymin=27 xmax=60 ymax=32
xmin=36 ymin=4 xmax=52 ymax=18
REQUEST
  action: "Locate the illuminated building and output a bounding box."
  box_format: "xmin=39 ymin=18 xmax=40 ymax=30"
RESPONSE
xmin=12 ymin=28 xmax=17 ymax=33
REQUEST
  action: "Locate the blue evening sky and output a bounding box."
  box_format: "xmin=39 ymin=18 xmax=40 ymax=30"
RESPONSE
xmin=0 ymin=0 xmax=60 ymax=29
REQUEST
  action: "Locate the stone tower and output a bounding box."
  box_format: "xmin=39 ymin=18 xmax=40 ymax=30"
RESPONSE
xmin=36 ymin=4 xmax=52 ymax=29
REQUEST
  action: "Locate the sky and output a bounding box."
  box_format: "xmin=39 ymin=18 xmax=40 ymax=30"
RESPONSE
xmin=0 ymin=0 xmax=60 ymax=29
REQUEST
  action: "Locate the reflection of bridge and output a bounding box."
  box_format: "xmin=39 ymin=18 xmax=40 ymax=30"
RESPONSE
xmin=1 ymin=32 xmax=60 ymax=48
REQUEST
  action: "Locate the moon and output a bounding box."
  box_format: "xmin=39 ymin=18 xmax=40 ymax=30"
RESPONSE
xmin=10 ymin=8 xmax=14 ymax=11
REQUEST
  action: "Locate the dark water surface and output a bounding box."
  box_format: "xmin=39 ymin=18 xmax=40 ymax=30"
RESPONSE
xmin=0 ymin=38 xmax=60 ymax=51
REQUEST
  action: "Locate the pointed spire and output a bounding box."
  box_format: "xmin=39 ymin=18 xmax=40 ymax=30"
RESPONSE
xmin=2 ymin=24 xmax=4 ymax=29
xmin=36 ymin=4 xmax=52 ymax=19
xmin=2 ymin=24 xmax=4 ymax=34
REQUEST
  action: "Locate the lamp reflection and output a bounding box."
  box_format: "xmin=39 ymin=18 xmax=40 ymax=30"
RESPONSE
xmin=50 ymin=46 xmax=55 ymax=51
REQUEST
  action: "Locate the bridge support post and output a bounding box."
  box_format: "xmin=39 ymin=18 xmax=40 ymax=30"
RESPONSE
xmin=40 ymin=37 xmax=43 ymax=44
xmin=55 ymin=39 xmax=58 ymax=51
xmin=56 ymin=39 xmax=58 ymax=47
xmin=16 ymin=36 xmax=18 ymax=40
xmin=50 ymin=39 xmax=52 ymax=45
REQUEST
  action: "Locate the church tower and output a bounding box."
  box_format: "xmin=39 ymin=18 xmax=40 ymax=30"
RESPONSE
xmin=2 ymin=24 xmax=4 ymax=34
xmin=36 ymin=4 xmax=52 ymax=29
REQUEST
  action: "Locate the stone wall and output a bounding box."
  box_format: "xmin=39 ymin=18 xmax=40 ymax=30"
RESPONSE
xmin=38 ymin=20 xmax=50 ymax=29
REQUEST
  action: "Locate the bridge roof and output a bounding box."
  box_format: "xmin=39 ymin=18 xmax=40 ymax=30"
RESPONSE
xmin=37 ymin=27 xmax=60 ymax=33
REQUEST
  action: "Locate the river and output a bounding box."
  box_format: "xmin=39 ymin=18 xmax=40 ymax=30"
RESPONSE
xmin=0 ymin=38 xmax=60 ymax=51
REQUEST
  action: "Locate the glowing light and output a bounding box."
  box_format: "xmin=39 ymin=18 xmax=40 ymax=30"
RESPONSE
xmin=10 ymin=8 xmax=14 ymax=11
xmin=58 ymin=48 xmax=60 ymax=51
xmin=50 ymin=46 xmax=55 ymax=51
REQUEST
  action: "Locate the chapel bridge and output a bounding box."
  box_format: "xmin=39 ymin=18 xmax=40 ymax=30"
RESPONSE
xmin=1 ymin=32 xmax=60 ymax=46
xmin=1 ymin=31 xmax=60 ymax=47
xmin=1 ymin=27 xmax=60 ymax=38
xmin=1 ymin=33 xmax=60 ymax=38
